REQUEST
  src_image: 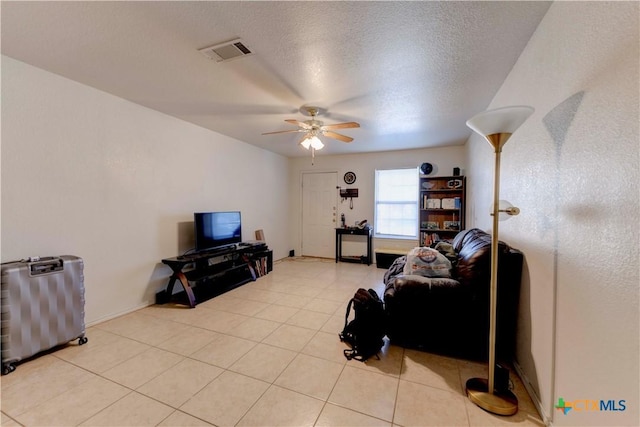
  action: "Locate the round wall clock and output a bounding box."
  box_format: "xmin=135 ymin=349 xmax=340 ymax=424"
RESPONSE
xmin=344 ymin=171 xmax=356 ymax=184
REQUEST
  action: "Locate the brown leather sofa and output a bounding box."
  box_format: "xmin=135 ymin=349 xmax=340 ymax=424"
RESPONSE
xmin=383 ymin=228 xmax=523 ymax=361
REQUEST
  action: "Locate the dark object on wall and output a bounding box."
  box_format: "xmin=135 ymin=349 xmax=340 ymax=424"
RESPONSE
xmin=340 ymin=188 xmax=359 ymax=209
xmin=340 ymin=288 xmax=386 ymax=361
xmin=420 ymin=162 xmax=433 ymax=175
xmin=453 ymin=167 xmax=461 ymax=176
xmin=383 ymin=228 xmax=523 ymax=362
xmin=339 ymin=188 xmax=358 ymax=198
xmin=344 ymin=171 xmax=357 ymax=184
xmin=1 ymin=256 xmax=88 ymax=375
xmin=289 ymin=250 xmax=295 ymax=257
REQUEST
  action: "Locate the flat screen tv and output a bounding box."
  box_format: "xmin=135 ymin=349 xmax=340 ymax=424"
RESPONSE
xmin=194 ymin=211 xmax=242 ymax=252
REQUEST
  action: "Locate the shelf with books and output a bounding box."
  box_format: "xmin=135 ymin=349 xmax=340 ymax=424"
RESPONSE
xmin=419 ymin=175 xmax=465 ymax=246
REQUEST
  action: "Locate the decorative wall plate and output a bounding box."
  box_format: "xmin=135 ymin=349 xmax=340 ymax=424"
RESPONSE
xmin=344 ymin=171 xmax=356 ymax=184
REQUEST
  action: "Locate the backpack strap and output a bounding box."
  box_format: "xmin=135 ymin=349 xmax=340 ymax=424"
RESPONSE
xmin=339 ymin=298 xmax=355 ymax=342
xmin=343 ymin=298 xmax=354 ymax=330
xmin=343 ymin=348 xmax=381 ymax=362
xmin=367 ymin=289 xmax=381 ymax=302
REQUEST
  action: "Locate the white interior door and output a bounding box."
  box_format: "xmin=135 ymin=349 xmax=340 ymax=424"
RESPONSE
xmin=301 ymin=172 xmax=337 ymax=258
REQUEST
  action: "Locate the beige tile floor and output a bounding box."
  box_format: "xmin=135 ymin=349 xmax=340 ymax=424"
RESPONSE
xmin=1 ymin=257 xmax=545 ymax=426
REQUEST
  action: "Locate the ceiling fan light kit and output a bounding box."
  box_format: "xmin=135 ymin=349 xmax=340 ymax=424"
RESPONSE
xmin=300 ymin=135 xmax=324 ymax=150
xmin=262 ymin=105 xmax=360 ymax=163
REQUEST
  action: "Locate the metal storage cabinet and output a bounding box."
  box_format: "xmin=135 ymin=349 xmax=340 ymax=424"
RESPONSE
xmin=1 ymin=256 xmax=87 ymax=374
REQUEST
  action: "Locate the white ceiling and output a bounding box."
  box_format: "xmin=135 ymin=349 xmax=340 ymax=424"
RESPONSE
xmin=1 ymin=1 xmax=551 ymax=158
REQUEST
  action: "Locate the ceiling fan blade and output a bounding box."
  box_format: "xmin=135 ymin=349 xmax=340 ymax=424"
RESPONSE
xmin=285 ymin=119 xmax=312 ymax=130
xmin=321 ymin=122 xmax=360 ymax=130
xmin=323 ymin=131 xmax=353 ymax=143
xmin=262 ymin=129 xmax=304 ymax=135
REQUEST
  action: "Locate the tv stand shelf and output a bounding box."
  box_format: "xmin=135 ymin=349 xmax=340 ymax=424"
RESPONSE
xmin=157 ymin=242 xmax=272 ymax=308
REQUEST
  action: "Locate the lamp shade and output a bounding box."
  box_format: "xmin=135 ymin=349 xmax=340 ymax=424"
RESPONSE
xmin=300 ymin=135 xmax=324 ymax=150
xmin=466 ymin=106 xmax=534 ymax=138
xmin=309 ymin=136 xmax=324 ymax=150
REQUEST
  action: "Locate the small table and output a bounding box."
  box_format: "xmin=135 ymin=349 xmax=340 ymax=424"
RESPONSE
xmin=335 ymin=227 xmax=373 ymax=265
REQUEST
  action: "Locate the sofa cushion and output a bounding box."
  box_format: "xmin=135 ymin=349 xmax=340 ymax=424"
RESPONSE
xmin=388 ymin=274 xmax=460 ymax=294
xmin=402 ymin=247 xmax=452 ymax=278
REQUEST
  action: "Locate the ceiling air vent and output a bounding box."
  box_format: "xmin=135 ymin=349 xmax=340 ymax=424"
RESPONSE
xmin=199 ymin=39 xmax=253 ymax=62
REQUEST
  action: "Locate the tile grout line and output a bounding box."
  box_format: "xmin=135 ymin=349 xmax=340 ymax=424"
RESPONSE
xmin=390 ymin=345 xmax=406 ymax=426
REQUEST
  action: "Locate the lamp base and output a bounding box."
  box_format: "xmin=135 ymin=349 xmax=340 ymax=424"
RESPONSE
xmin=465 ymin=377 xmax=518 ymax=416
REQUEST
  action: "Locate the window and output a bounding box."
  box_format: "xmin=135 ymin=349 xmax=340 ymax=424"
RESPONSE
xmin=374 ymin=168 xmax=418 ymax=239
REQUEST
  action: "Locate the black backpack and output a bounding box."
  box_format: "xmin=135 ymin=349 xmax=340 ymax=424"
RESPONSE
xmin=339 ymin=288 xmax=386 ymax=361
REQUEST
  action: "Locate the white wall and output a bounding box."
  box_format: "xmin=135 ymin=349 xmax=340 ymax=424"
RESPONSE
xmin=465 ymin=3 xmax=639 ymax=426
xmin=1 ymin=56 xmax=291 ymax=325
xmin=288 ymin=147 xmax=465 ymax=258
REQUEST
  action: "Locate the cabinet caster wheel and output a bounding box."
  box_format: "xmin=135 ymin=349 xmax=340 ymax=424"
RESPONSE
xmin=2 ymin=364 xmax=16 ymax=375
xmin=78 ymin=336 xmax=88 ymax=345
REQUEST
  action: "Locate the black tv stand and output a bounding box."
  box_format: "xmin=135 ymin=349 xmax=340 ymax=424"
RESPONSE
xmin=157 ymin=242 xmax=272 ymax=308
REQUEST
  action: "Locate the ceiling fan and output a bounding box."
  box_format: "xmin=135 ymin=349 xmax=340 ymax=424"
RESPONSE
xmin=262 ymin=106 xmax=360 ymax=150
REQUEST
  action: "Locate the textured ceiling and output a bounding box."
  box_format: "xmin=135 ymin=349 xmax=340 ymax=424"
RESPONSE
xmin=1 ymin=1 xmax=551 ymax=158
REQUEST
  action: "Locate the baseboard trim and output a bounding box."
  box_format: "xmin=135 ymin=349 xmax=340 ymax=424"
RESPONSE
xmin=86 ymin=301 xmax=153 ymax=327
xmin=513 ymin=360 xmax=552 ymax=426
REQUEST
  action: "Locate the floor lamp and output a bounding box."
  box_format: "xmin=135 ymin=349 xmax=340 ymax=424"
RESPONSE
xmin=465 ymin=105 xmax=534 ymax=416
